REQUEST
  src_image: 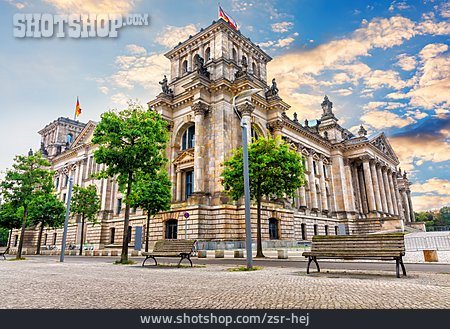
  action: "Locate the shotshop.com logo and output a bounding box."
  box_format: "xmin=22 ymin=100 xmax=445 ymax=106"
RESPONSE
xmin=13 ymin=13 xmax=149 ymax=38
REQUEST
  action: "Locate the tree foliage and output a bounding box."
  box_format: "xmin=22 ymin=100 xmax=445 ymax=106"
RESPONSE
xmin=222 ymin=135 xmax=306 ymax=257
xmin=0 ymin=202 xmax=22 ymax=247
xmin=70 ymin=185 xmax=101 ymax=255
xmin=417 ymin=206 xmax=450 ymax=229
xmin=0 ymin=152 xmax=53 ymax=258
xmin=92 ymin=102 xmax=169 ymax=262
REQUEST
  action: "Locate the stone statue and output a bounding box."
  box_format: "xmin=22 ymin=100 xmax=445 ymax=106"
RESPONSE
xmin=159 ymin=75 xmax=173 ymax=96
xmin=358 ymin=125 xmax=367 ymax=137
xmin=321 ymin=95 xmax=335 ymax=119
xmin=241 ymin=55 xmax=248 ymax=70
xmin=194 ymin=54 xmax=210 ymax=79
xmin=265 ymin=78 xmax=279 ymax=98
xmin=293 ymin=112 xmax=298 ymax=123
xmin=304 ymin=119 xmax=309 ymax=127
xmin=403 ymin=171 xmax=407 ymax=179
xmin=28 ymin=148 xmax=33 ymax=156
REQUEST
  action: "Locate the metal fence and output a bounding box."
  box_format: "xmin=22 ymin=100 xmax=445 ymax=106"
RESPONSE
xmin=405 ymin=234 xmax=450 ymax=251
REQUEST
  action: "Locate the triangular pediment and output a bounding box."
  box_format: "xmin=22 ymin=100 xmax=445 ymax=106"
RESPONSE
xmin=173 ymin=149 xmax=195 ymax=165
xmin=369 ymin=133 xmax=398 ymax=162
xmin=70 ymin=121 xmax=97 ymax=149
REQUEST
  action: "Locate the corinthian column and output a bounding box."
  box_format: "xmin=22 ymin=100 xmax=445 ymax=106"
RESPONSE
xmin=238 ymin=102 xmax=254 ymax=143
xmin=370 ymin=160 xmax=382 ymax=213
xmin=307 ymin=152 xmax=319 ymax=211
xmin=192 ymin=102 xmax=209 ymax=194
xmin=393 ymin=173 xmax=403 ymax=219
xmin=407 ymin=190 xmax=415 ymax=222
xmin=352 ymin=164 xmax=362 ymax=213
xmin=318 ymin=156 xmax=329 ymax=211
xmin=362 ymin=156 xmax=376 ymax=213
xmin=376 ymin=163 xmax=388 ymax=214
xmin=343 ymin=158 xmax=355 ymax=212
xmin=176 ymin=169 xmax=182 ymax=201
xmin=267 ymin=119 xmax=284 ymax=142
xmin=401 ymin=190 xmax=411 ymax=222
xmin=388 ymin=170 xmax=398 ymax=216
xmin=383 ymin=167 xmax=394 ymax=215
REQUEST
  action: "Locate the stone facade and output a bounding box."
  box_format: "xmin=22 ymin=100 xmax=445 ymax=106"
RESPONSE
xmin=11 ymin=20 xmax=416 ymax=252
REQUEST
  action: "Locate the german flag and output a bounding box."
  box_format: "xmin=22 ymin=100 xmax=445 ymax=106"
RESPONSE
xmin=75 ymin=97 xmax=82 ymax=118
xmin=218 ymin=5 xmax=238 ymax=30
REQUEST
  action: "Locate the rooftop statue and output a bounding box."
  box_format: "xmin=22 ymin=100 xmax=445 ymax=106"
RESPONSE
xmin=195 ymin=54 xmax=210 ymax=79
xmin=321 ymin=95 xmax=335 ymax=119
xmin=265 ymin=78 xmax=279 ymax=98
xmin=159 ymin=75 xmax=173 ymax=95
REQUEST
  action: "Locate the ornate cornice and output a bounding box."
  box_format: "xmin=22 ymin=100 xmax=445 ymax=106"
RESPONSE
xmin=192 ymin=101 xmax=210 ymax=116
xmin=238 ymin=102 xmax=255 ymax=117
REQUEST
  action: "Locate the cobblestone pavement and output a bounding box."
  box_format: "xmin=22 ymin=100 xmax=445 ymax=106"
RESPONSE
xmin=0 ymin=258 xmax=449 ymax=309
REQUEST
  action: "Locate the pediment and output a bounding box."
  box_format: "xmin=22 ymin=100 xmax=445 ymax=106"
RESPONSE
xmin=369 ymin=133 xmax=398 ymax=162
xmin=70 ymin=120 xmax=97 ymax=149
xmin=173 ymin=149 xmax=195 ymax=165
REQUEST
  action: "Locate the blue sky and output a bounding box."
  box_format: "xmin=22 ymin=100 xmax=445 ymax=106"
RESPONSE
xmin=0 ymin=0 xmax=449 ymax=211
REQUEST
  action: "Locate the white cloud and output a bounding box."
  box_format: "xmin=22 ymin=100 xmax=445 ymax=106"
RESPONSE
xmin=411 ymin=178 xmax=450 ymax=196
xmin=125 ymin=44 xmax=147 ymax=55
xmin=155 ymin=24 xmax=198 ymax=49
xmin=363 ymin=101 xmax=404 ymax=111
xmin=406 ymin=109 xmax=428 ymax=120
xmin=419 ymin=43 xmax=448 ymax=60
xmin=388 ymin=1 xmax=410 ymax=12
xmin=99 ymin=86 xmax=109 ymax=94
xmin=360 ymin=110 xmax=416 ymax=129
xmin=259 ymin=35 xmax=297 ymax=49
xmin=110 ymin=93 xmax=131 ymax=108
xmin=271 ymin=22 xmax=294 ymax=33
xmin=395 ymin=53 xmax=417 ymax=71
xmin=411 ymin=195 xmax=450 ymax=211
xmin=44 ymin=0 xmax=135 ymax=14
xmin=5 ymin=0 xmax=27 ymax=9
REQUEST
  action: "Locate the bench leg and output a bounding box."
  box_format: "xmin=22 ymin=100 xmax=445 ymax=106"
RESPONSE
xmin=306 ymin=256 xmax=320 ymax=274
xmin=1 ymin=254 xmax=5 ymax=260
xmin=177 ymin=254 xmax=193 ymax=267
xmin=306 ymin=257 xmax=312 ymax=274
xmin=142 ymin=256 xmax=157 ymax=267
xmin=313 ymin=257 xmax=320 ymax=273
xmin=395 ymin=258 xmax=400 ymax=278
xmin=400 ymin=257 xmax=407 ymax=276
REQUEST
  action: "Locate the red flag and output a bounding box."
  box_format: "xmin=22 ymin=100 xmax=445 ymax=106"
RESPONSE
xmin=75 ymin=97 xmax=82 ymax=117
xmin=218 ymin=5 xmax=238 ymax=30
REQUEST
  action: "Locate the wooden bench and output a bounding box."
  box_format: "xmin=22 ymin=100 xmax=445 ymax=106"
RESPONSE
xmin=302 ymin=233 xmax=407 ymax=278
xmin=142 ymin=240 xmax=196 ymax=267
xmin=0 ymin=246 xmax=10 ymax=260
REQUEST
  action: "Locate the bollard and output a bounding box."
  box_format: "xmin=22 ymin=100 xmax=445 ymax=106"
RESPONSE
xmin=423 ymin=250 xmax=438 ymax=262
xmin=101 ymin=250 xmax=109 ymax=256
xmin=215 ymin=250 xmax=224 ymax=258
xmin=277 ymin=249 xmax=288 ymax=259
xmin=234 ymin=250 xmax=244 ymax=258
xmin=110 ymin=250 xmax=118 ymax=257
xmin=93 ymin=250 xmax=100 ymax=256
xmin=197 ymin=250 xmax=207 ymax=258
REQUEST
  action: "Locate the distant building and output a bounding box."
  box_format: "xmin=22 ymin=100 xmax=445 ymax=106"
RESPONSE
xmin=12 ymin=20 xmax=418 ymax=252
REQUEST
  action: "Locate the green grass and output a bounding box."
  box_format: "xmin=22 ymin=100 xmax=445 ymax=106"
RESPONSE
xmin=8 ymin=257 xmax=26 ymax=261
xmin=113 ymin=260 xmax=136 ymax=265
xmin=228 ymin=266 xmax=263 ymax=272
xmin=156 ymin=264 xmax=206 ymax=268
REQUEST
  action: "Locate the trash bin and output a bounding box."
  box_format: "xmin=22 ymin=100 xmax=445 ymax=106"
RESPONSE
xmin=423 ymin=250 xmax=438 ymax=262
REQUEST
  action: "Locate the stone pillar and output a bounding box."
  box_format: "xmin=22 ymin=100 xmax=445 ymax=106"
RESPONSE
xmin=407 ymin=190 xmax=415 ymax=222
xmin=192 ymin=102 xmax=208 ymax=194
xmin=343 ymin=159 xmax=355 ymax=212
xmin=401 ymin=190 xmax=411 ymax=222
xmin=351 ymin=164 xmax=362 ymax=214
xmin=370 ymin=160 xmax=382 ymax=213
xmin=382 ymin=168 xmax=394 ymax=215
xmin=376 ymin=164 xmax=388 ymax=214
xmin=238 ymin=102 xmax=254 ymax=143
xmin=299 ymin=186 xmax=307 ymax=208
xmin=268 ymin=120 xmax=283 ymax=141
xmin=393 ymin=174 xmax=403 ymax=219
xmin=357 ymin=166 xmax=369 ymax=214
xmin=362 ymin=157 xmax=376 ymax=213
xmin=388 ymin=171 xmax=398 ymax=216
xmin=307 ymin=153 xmax=319 ymax=211
xmin=176 ymin=170 xmax=182 ymax=201
xmin=318 ymin=156 xmax=328 ymax=211
xmin=187 ymin=47 xmax=193 ymax=72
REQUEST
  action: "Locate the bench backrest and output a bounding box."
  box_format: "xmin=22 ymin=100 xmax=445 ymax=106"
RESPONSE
xmin=153 ymin=239 xmax=196 ymax=254
xmin=311 ymin=233 xmax=405 ymax=255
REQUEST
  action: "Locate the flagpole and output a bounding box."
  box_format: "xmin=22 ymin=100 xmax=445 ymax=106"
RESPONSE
xmin=74 ymin=96 xmax=78 ymax=121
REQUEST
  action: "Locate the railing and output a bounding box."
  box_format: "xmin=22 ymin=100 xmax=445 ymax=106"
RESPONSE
xmin=405 ymin=234 xmax=450 ymax=251
xmin=427 ymin=226 xmax=450 ymax=232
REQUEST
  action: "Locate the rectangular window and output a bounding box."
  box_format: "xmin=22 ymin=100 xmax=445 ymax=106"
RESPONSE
xmin=127 ymin=226 xmax=132 ymax=243
xmin=313 ymin=224 xmax=318 ymax=236
xmin=313 ymin=161 xmax=317 ymax=175
xmin=335 ymin=226 xmax=339 ymax=235
xmin=63 ymin=193 xmax=67 ymax=203
xmin=14 ymin=235 xmax=18 ymax=247
xmin=53 ymin=233 xmax=57 ymax=245
xmin=110 ymin=228 xmax=115 ymax=244
xmin=65 ymin=175 xmax=69 ymax=187
xmin=187 ymin=126 xmax=195 ymax=149
xmin=325 ymin=225 xmax=329 ymax=236
xmin=44 ymin=233 xmax=48 ymax=245
xmin=301 ymin=223 xmax=307 ymax=240
xmin=185 ymin=170 xmax=194 ymax=199
xmin=55 ymin=177 xmax=59 ymax=189
xmin=117 ymin=198 xmax=122 ymax=215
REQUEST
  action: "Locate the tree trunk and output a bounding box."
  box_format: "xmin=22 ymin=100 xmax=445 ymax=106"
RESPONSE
xmin=36 ymin=223 xmax=44 ymax=255
xmin=7 ymin=229 xmax=12 ymax=249
xmin=145 ymin=212 xmax=151 ymax=252
xmin=17 ymin=206 xmax=28 ymax=259
xmin=79 ymin=215 xmax=85 ymax=256
xmin=120 ymin=171 xmax=133 ymax=263
xmin=256 ymin=198 xmax=264 ymax=258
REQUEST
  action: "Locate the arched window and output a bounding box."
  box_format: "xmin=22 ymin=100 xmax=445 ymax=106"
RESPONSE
xmin=242 ymin=55 xmax=247 ymax=66
xmin=205 ymin=47 xmax=211 ymax=61
xmin=165 ymin=219 xmax=178 ymax=239
xmin=182 ymin=60 xmax=188 ymax=73
xmin=181 ymin=125 xmax=195 ymax=150
xmin=251 ymin=125 xmax=259 ymax=141
xmin=66 ymin=133 xmax=73 ymax=144
xmin=252 ymin=62 xmax=258 ymax=76
xmin=193 ymin=54 xmax=199 ymax=66
xmin=232 ymin=48 xmax=237 ymax=62
xmin=269 ymin=218 xmax=279 ymax=240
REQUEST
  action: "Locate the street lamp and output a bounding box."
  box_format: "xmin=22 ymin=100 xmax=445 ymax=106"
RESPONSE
xmin=59 ymin=162 xmax=77 ymax=262
xmin=232 ymin=88 xmax=262 ymax=269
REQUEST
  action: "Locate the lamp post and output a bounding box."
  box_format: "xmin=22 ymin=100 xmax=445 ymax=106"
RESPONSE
xmin=59 ymin=163 xmax=77 ymax=263
xmin=232 ymin=88 xmax=262 ymax=269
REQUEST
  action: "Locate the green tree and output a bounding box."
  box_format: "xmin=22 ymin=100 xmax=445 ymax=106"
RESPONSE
xmin=70 ymin=185 xmax=101 ymax=255
xmin=0 ymin=151 xmax=53 ymax=258
xmin=222 ymin=135 xmax=306 ymax=258
xmin=129 ymin=170 xmax=172 ymax=252
xmin=92 ymin=102 xmax=169 ymax=263
xmin=0 ymin=202 xmax=22 ymax=248
xmin=28 ymin=193 xmax=65 ymax=254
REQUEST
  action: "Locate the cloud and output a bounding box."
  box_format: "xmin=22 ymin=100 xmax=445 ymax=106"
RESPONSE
xmin=419 ymin=43 xmax=448 ymax=60
xmin=360 ymin=110 xmax=416 ymax=129
xmin=259 ymin=34 xmax=297 ymax=49
xmin=43 ymin=0 xmax=135 ymax=14
xmin=411 ymin=178 xmax=450 ymax=196
xmin=125 ymin=44 xmax=147 ymax=55
xmin=395 ymin=53 xmax=417 ymax=71
xmin=155 ymin=24 xmax=198 ymax=49
xmin=411 ymin=195 xmax=450 ymax=211
xmin=110 ymin=93 xmax=131 ymax=108
xmin=363 ymin=101 xmax=405 ymax=111
xmin=388 ymin=1 xmax=410 ymax=12
xmin=5 ymin=0 xmax=27 ymax=9
xmin=271 ymin=22 xmax=294 ymax=33
xmin=99 ymin=86 xmax=109 ymax=94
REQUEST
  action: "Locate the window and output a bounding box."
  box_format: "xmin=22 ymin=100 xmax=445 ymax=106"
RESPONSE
xmin=251 ymin=126 xmax=259 ymax=141
xmin=55 ymin=177 xmax=59 ymax=189
xmin=185 ymin=170 xmax=194 ymax=199
xmin=14 ymin=235 xmax=18 ymax=247
xmin=117 ymin=198 xmax=122 ymax=215
xmin=53 ymin=233 xmax=57 ymax=245
xmin=313 ymin=224 xmax=318 ymax=236
xmin=323 ymin=164 xmax=327 ymax=178
xmin=110 ymin=228 xmax=115 ymax=244
xmin=205 ymin=47 xmax=211 ymax=60
xmin=63 ymin=193 xmax=67 ymax=203
xmin=165 ymin=219 xmax=178 ymax=239
xmin=335 ymin=226 xmax=339 ymax=235
xmin=66 ymin=133 xmax=73 ymax=144
xmin=269 ymin=218 xmax=279 ymax=240
xmin=182 ymin=126 xmax=195 ymax=150
xmin=252 ymin=62 xmax=257 ymax=76
xmin=127 ymin=226 xmax=132 ymax=243
xmin=65 ymin=175 xmax=69 ymax=187
xmin=132 ymin=207 xmax=137 ymax=214
xmin=325 ymin=225 xmax=329 ymax=236
xmin=182 ymin=60 xmax=188 ymax=73
xmin=301 ymin=223 xmax=307 ymax=240
xmin=44 ymin=233 xmax=48 ymax=245
xmin=242 ymin=55 xmax=247 ymax=66
xmin=232 ymin=48 xmax=237 ymax=62
xmin=313 ymin=161 xmax=317 ymax=175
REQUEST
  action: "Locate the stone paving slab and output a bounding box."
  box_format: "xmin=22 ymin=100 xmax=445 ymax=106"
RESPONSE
xmin=0 ymin=258 xmax=449 ymax=309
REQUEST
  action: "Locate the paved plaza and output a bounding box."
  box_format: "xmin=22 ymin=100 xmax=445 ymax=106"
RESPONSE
xmin=1 ymin=257 xmax=449 ymax=309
